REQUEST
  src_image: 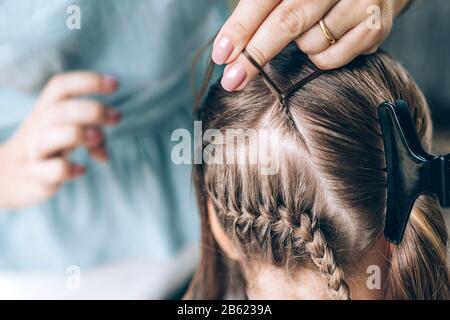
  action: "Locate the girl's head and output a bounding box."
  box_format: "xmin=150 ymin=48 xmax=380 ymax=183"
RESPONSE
xmin=188 ymin=46 xmax=450 ymax=300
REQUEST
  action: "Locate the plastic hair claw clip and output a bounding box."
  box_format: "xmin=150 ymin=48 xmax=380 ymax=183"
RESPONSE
xmin=378 ymin=100 xmax=450 ymax=244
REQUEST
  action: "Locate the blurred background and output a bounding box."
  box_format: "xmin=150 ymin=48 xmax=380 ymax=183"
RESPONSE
xmin=383 ymin=0 xmax=450 ymax=154
xmin=382 ymin=0 xmax=450 ymax=240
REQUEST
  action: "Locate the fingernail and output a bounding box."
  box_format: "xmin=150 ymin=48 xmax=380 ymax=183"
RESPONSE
xmin=221 ymin=62 xmax=247 ymax=92
xmin=106 ymin=109 xmax=122 ymax=124
xmin=95 ymin=148 xmax=109 ymax=162
xmin=85 ymin=127 xmax=103 ymax=147
xmin=212 ymin=37 xmax=234 ymax=65
xmin=102 ymin=75 xmax=119 ymax=91
xmin=71 ymin=165 xmax=86 ymax=177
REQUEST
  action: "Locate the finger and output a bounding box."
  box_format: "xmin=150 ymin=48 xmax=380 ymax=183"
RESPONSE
xmin=40 ymin=72 xmax=118 ymax=103
xmin=13 ymin=179 xmax=61 ymax=207
xmin=89 ymin=146 xmax=109 ymax=162
xmin=364 ymin=46 xmax=379 ymax=55
xmin=84 ymin=127 xmax=109 ymax=162
xmin=29 ymin=159 xmax=85 ymax=187
xmin=35 ymin=126 xmax=84 ymax=159
xmin=296 ymin=0 xmax=368 ymax=55
xmin=308 ymin=20 xmax=387 ymax=70
xmin=48 ymin=99 xmax=121 ymax=126
xmin=15 ymin=181 xmax=58 ymax=207
xmin=212 ymin=0 xmax=281 ymax=65
xmin=36 ymin=126 xmax=104 ymax=159
xmin=222 ymin=0 xmax=338 ymax=92
xmin=84 ymin=127 xmax=105 ymax=149
xmin=394 ymin=0 xmax=412 ymax=15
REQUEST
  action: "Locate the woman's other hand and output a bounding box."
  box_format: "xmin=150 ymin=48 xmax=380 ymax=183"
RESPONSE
xmin=213 ymin=0 xmax=411 ymax=91
xmin=0 ymin=72 xmax=121 ymax=209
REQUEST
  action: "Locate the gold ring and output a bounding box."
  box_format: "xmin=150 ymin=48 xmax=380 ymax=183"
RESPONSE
xmin=319 ymin=19 xmax=336 ymax=45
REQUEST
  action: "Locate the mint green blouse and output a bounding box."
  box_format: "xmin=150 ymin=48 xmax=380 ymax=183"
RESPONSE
xmin=0 ymin=0 xmax=227 ymax=270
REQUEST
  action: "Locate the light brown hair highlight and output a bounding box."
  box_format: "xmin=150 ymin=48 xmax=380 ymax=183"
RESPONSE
xmin=187 ymin=46 xmax=450 ymax=300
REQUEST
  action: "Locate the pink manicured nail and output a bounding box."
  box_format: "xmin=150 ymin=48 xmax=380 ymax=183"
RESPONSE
xmin=212 ymin=37 xmax=234 ymax=65
xmin=106 ymin=109 xmax=122 ymax=124
xmin=221 ymin=62 xmax=247 ymax=92
xmin=102 ymin=75 xmax=119 ymax=91
xmin=71 ymin=165 xmax=86 ymax=177
xmin=85 ymin=127 xmax=103 ymax=147
xmin=94 ymin=148 xmax=109 ymax=162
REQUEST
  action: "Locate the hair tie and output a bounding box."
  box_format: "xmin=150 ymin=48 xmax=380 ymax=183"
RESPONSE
xmin=243 ymin=49 xmax=324 ymax=104
xmin=242 ymin=50 xmax=284 ymax=102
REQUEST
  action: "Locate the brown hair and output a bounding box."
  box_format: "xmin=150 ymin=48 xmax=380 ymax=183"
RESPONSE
xmin=187 ymin=45 xmax=450 ymax=300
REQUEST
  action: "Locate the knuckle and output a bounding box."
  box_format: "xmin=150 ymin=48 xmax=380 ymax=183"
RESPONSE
xmin=49 ymin=74 xmax=65 ymax=85
xmin=87 ymin=102 xmax=105 ymax=121
xmin=227 ymin=19 xmax=248 ymax=38
xmin=47 ymin=74 xmax=65 ymax=92
xmin=50 ymin=161 xmax=69 ymax=183
xmin=35 ymin=108 xmax=54 ymax=127
xmin=46 ymin=186 xmax=58 ymax=197
xmin=224 ymin=19 xmax=249 ymax=47
xmin=34 ymin=132 xmax=49 ymax=155
xmin=383 ymin=18 xmax=393 ymax=32
xmin=60 ymin=102 xmax=75 ymax=122
xmin=66 ymin=126 xmax=83 ymax=143
xmin=35 ymin=139 xmax=46 ymax=159
xmin=273 ymin=5 xmax=306 ymax=37
xmin=311 ymin=54 xmax=333 ymax=70
xmin=88 ymin=74 xmax=104 ymax=91
xmin=28 ymin=141 xmax=41 ymax=161
xmin=368 ymin=28 xmax=385 ymax=42
xmin=296 ymin=37 xmax=319 ymax=55
xmin=36 ymin=184 xmax=55 ymax=200
xmin=366 ymin=46 xmax=379 ymax=54
xmin=46 ymin=103 xmax=59 ymax=115
xmin=246 ymin=0 xmax=269 ymax=7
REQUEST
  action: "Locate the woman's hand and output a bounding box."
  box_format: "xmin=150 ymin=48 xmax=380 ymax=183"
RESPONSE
xmin=213 ymin=0 xmax=410 ymax=91
xmin=0 ymin=72 xmax=121 ymax=209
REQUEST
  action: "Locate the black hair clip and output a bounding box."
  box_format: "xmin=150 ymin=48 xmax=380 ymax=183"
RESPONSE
xmin=378 ymin=100 xmax=450 ymax=244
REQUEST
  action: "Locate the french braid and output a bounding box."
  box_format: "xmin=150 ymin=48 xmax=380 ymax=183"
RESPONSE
xmin=206 ymin=147 xmax=352 ymax=299
xmin=189 ymin=47 xmax=450 ymax=300
xmin=211 ymin=50 xmax=351 ymax=299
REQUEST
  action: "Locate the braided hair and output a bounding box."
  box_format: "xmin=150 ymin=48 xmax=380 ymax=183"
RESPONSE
xmin=187 ymin=45 xmax=450 ymax=300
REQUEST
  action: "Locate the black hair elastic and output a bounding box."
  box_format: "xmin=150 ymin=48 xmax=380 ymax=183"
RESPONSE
xmin=379 ymin=100 xmax=450 ymax=244
xmin=242 ymin=49 xmax=324 ymax=105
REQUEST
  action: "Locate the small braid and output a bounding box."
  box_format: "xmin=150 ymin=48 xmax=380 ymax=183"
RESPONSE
xmin=209 ymin=189 xmax=351 ymax=300
xmin=302 ymin=220 xmax=351 ymax=300
xmin=205 ymin=50 xmax=352 ymax=298
xmin=291 ymin=211 xmax=351 ymax=300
